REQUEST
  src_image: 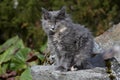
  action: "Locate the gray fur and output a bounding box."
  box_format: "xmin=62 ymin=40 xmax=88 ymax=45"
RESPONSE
xmin=41 ymin=7 xmax=94 ymax=71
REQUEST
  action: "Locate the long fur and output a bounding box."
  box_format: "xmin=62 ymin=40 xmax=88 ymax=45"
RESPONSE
xmin=41 ymin=7 xmax=94 ymax=71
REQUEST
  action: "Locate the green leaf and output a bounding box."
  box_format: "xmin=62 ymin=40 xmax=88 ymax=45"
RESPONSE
xmin=15 ymin=48 xmax=31 ymax=62
xmin=0 ymin=64 xmax=9 ymax=75
xmin=34 ymin=51 xmax=45 ymax=62
xmin=37 ymin=53 xmax=45 ymax=62
xmin=0 ymin=36 xmax=19 ymax=53
xmin=10 ymin=48 xmax=31 ymax=70
xmin=15 ymin=39 xmax=25 ymax=49
xmin=0 ymin=46 xmax=18 ymax=64
xmin=0 ymin=38 xmax=25 ymax=65
xmin=40 ymin=42 xmax=47 ymax=53
xmin=20 ymin=67 xmax=32 ymax=80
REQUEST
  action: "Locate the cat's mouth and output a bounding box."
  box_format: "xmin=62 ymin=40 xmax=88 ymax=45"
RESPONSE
xmin=49 ymin=27 xmax=56 ymax=35
xmin=49 ymin=30 xmax=55 ymax=35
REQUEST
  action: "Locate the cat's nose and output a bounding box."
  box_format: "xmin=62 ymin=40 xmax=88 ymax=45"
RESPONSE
xmin=50 ymin=25 xmax=55 ymax=31
xmin=51 ymin=27 xmax=55 ymax=30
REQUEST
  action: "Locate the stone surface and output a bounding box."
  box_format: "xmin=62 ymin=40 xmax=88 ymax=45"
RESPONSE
xmin=31 ymin=23 xmax=120 ymax=80
xmin=31 ymin=66 xmax=110 ymax=80
xmin=94 ymin=23 xmax=120 ymax=70
xmin=95 ymin=23 xmax=120 ymax=51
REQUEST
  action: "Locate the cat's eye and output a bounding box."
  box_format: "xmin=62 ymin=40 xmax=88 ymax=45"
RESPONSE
xmin=48 ymin=24 xmax=51 ymax=27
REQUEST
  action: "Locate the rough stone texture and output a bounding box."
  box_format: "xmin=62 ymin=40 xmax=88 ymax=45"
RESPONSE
xmin=31 ymin=23 xmax=120 ymax=80
xmin=31 ymin=66 xmax=110 ymax=80
xmin=94 ymin=23 xmax=120 ymax=73
xmin=95 ymin=23 xmax=120 ymax=51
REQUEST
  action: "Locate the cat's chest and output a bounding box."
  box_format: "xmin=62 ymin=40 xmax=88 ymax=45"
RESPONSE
xmin=52 ymin=32 xmax=74 ymax=45
xmin=52 ymin=27 xmax=68 ymax=42
xmin=53 ymin=32 xmax=62 ymax=42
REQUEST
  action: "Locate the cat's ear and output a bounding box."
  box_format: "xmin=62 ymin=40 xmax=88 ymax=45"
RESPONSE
xmin=41 ymin=7 xmax=51 ymax=20
xmin=57 ymin=6 xmax=66 ymax=19
xmin=60 ymin=6 xmax=66 ymax=15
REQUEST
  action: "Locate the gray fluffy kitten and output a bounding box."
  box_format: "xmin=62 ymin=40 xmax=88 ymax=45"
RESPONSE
xmin=41 ymin=7 xmax=94 ymax=71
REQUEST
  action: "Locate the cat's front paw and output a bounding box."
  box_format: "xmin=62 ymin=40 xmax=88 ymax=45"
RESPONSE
xmin=70 ymin=66 xmax=78 ymax=71
xmin=55 ymin=66 xmax=67 ymax=72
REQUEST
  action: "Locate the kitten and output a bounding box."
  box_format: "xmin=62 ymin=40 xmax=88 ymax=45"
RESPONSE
xmin=41 ymin=7 xmax=94 ymax=71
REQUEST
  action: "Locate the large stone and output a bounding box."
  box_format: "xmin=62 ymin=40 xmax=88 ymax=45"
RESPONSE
xmin=95 ymin=23 xmax=120 ymax=51
xmin=31 ymin=66 xmax=110 ymax=80
xmin=31 ymin=23 xmax=120 ymax=80
xmin=94 ymin=23 xmax=120 ymax=73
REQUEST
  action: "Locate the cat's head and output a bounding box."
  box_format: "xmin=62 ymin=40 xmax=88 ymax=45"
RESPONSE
xmin=41 ymin=6 xmax=67 ymax=21
xmin=41 ymin=7 xmax=69 ymax=35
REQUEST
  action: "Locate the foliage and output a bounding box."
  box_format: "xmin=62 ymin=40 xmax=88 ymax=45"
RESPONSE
xmin=0 ymin=0 xmax=120 ymax=49
xmin=0 ymin=36 xmax=45 ymax=80
xmin=20 ymin=67 xmax=32 ymax=80
xmin=0 ymin=0 xmax=47 ymax=50
xmin=49 ymin=0 xmax=120 ymax=35
xmin=0 ymin=0 xmax=120 ymax=79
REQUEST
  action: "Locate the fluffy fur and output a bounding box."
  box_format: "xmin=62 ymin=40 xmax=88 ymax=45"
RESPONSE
xmin=41 ymin=7 xmax=94 ymax=71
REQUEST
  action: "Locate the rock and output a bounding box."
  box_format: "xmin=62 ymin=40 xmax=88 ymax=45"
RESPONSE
xmin=31 ymin=66 xmax=110 ymax=80
xmin=31 ymin=23 xmax=120 ymax=80
xmin=94 ymin=23 xmax=120 ymax=79
xmin=95 ymin=23 xmax=120 ymax=51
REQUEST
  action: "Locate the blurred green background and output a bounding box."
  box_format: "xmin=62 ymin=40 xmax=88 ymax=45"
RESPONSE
xmin=0 ymin=0 xmax=120 ymax=79
xmin=0 ymin=0 xmax=120 ymax=51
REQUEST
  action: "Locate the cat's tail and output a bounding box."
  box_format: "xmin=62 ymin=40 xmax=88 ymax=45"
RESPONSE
xmin=89 ymin=45 xmax=120 ymax=68
xmin=103 ymin=45 xmax=120 ymax=60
